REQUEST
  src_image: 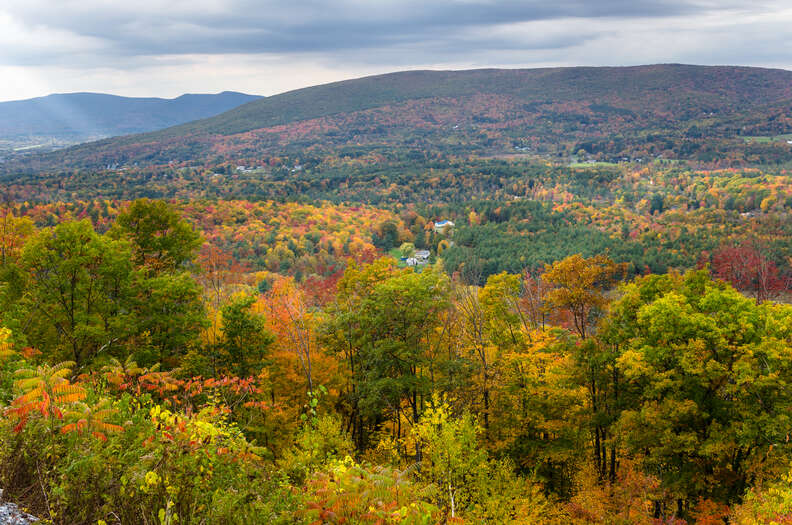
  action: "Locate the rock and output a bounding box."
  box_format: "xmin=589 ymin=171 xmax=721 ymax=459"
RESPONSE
xmin=0 ymin=491 xmax=38 ymax=524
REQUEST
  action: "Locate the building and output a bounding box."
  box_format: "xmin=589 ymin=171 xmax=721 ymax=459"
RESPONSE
xmin=433 ymin=220 xmax=455 ymax=234
xmin=414 ymin=250 xmax=430 ymax=262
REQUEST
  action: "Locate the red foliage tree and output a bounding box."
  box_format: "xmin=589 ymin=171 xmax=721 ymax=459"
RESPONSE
xmin=711 ymin=240 xmax=789 ymax=303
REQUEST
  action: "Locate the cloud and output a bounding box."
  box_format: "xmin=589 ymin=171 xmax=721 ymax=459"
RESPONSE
xmin=0 ymin=0 xmax=789 ymax=101
xmin=0 ymin=0 xmax=772 ymax=61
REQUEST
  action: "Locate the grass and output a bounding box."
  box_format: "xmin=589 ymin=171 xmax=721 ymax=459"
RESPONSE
xmin=742 ymin=133 xmax=792 ymax=144
xmin=389 ymin=248 xmax=408 ymax=267
xmin=569 ymin=161 xmax=620 ymax=168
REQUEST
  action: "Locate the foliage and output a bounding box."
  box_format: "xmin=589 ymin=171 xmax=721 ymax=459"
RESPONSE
xmin=279 ymin=412 xmax=354 ymax=484
xmin=8 ymin=361 xmax=86 ymax=431
xmin=607 ymin=269 xmax=792 ymax=504
xmin=543 ymin=254 xmax=624 ymax=338
xmin=109 ymin=198 xmax=203 ymax=274
xmin=11 ymin=220 xmax=134 ymax=366
xmin=7 ymin=65 xmax=792 ymax=174
xmin=2 ymin=195 xmax=792 ymax=523
xmin=710 ymin=238 xmax=790 ymax=303
xmin=212 ymin=295 xmax=273 ymax=377
xmin=731 ymin=463 xmax=792 ymax=524
xmin=302 ymin=459 xmax=439 ymax=525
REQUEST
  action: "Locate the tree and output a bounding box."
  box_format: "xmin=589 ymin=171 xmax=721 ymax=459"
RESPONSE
xmin=356 ymin=266 xmax=451 ymax=444
xmin=0 ymin=327 xmax=14 ymax=361
xmin=130 ymin=271 xmax=206 ymax=367
xmin=414 ymin=396 xmax=563 ymax=523
xmin=106 ymin=201 xmax=207 ymax=366
xmin=542 ymin=255 xmax=625 ymax=486
xmin=414 ymin=398 xmax=489 ymax=519
xmin=454 ymin=272 xmax=527 ymax=435
xmin=4 ymin=218 xmax=206 ymax=368
xmin=520 ymin=271 xmax=552 ymax=330
xmin=374 ymin=220 xmax=400 ymax=251
xmin=322 ymin=259 xmax=452 ymax=451
xmin=262 ymin=276 xmax=318 ymax=394
xmin=110 ymin=199 xmax=202 ymax=274
xmin=195 ymin=244 xmax=252 ymax=347
xmin=321 ymin=257 xmax=402 ymax=449
xmin=0 ymin=208 xmax=34 ymax=266
xmin=13 ymin=220 xmax=134 ymax=366
xmin=479 ymin=272 xmax=529 ymax=349
xmin=543 ymin=254 xmax=624 ymax=339
xmin=607 ymin=270 xmax=792 ymax=509
xmin=493 ymin=328 xmax=585 ymax=496
xmin=398 ymin=242 xmax=415 ymax=258
xmin=711 ymin=239 xmax=789 ymax=303
xmin=214 ymin=295 xmax=273 ymax=377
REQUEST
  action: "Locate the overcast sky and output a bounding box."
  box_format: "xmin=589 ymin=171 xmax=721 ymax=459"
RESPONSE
xmin=1 ymin=0 xmax=790 ymax=102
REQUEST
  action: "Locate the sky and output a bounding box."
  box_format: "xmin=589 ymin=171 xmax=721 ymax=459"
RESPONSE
xmin=1 ymin=0 xmax=791 ymax=102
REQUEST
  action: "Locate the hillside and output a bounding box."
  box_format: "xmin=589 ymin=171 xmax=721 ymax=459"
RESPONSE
xmin=5 ymin=65 xmax=792 ymax=525
xmin=4 ymin=64 xmax=792 ymax=172
xmin=0 ymin=91 xmax=261 ymax=149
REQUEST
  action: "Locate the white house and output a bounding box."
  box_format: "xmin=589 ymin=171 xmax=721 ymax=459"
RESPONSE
xmin=433 ymin=220 xmax=455 ymax=234
xmin=415 ymin=249 xmax=430 ymax=262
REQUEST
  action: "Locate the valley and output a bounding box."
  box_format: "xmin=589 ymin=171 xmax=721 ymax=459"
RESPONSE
xmin=2 ymin=63 xmax=792 ymax=524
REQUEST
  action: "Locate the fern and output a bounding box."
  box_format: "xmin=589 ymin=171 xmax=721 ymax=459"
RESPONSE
xmin=102 ymin=355 xmax=144 ymax=385
xmin=8 ymin=361 xmax=86 ymax=430
xmin=0 ymin=327 xmax=16 ymax=361
xmin=61 ymin=399 xmax=124 ymax=441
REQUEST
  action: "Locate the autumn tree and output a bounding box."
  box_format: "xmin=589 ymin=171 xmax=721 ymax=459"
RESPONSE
xmin=196 ymin=244 xmax=252 ymax=346
xmin=109 ymin=200 xmax=206 ymax=365
xmin=711 ymin=239 xmax=789 ymax=303
xmin=454 ymin=272 xmax=528 ymax=435
xmin=414 ymin=396 xmax=564 ymax=523
xmin=321 ymin=257 xmax=401 ymax=448
xmin=453 ymin=280 xmax=492 ymax=433
xmin=493 ymin=328 xmax=585 ymax=496
xmin=0 ymin=208 xmax=34 ymax=266
xmin=399 ymin=242 xmax=416 ymax=258
xmin=372 ymin=220 xmax=400 ymax=251
xmin=608 ymin=270 xmax=792 ymax=510
xmin=323 ymin=259 xmax=452 ymax=450
xmin=131 ymin=271 xmax=206 ymax=366
xmin=261 ymin=276 xmax=318 ymax=394
xmin=2 ymin=216 xmax=206 ymax=368
xmin=357 ymin=266 xmax=451 ymax=448
xmin=543 ymin=254 xmax=625 ymax=486
xmin=543 ymin=254 xmax=624 ymax=339
xmin=520 ymin=271 xmax=552 ymax=330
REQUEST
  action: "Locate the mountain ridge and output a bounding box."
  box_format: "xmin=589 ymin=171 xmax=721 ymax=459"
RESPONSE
xmin=0 ymin=91 xmax=262 ymax=147
xmin=6 ymin=64 xmax=792 ymax=171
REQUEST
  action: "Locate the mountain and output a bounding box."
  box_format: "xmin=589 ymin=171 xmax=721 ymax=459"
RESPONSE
xmin=6 ymin=64 xmax=792 ymax=171
xmin=0 ymin=91 xmax=261 ymax=148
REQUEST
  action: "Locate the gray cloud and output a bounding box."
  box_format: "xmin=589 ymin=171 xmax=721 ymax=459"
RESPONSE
xmin=0 ymin=0 xmax=789 ymax=100
xmin=0 ymin=1 xmax=774 ymax=62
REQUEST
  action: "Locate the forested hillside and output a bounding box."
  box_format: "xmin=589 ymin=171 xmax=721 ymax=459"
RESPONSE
xmin=5 ymin=64 xmax=792 ymax=172
xmin=4 ymin=152 xmax=792 ymax=286
xmin=3 ymin=64 xmax=792 ymax=525
xmin=1 ymin=199 xmax=792 ymax=523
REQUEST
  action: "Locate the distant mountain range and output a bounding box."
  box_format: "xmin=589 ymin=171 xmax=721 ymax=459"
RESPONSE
xmin=5 ymin=64 xmax=792 ymax=171
xmin=0 ymin=91 xmax=261 ymax=148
